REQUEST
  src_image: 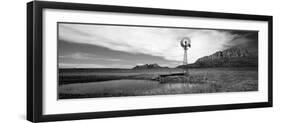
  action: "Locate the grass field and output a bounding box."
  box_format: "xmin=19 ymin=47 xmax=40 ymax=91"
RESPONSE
xmin=58 ymin=67 xmax=258 ymax=99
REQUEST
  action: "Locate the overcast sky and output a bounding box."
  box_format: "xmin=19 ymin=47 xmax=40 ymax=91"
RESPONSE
xmin=58 ymin=23 xmax=258 ymax=68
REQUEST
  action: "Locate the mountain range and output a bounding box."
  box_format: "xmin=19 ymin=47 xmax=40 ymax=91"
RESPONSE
xmin=177 ymin=47 xmax=258 ymax=68
xmin=132 ymin=47 xmax=258 ymax=69
xmin=132 ymin=63 xmax=169 ymax=69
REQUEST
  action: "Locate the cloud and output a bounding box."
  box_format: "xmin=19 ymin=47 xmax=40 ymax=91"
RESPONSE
xmin=59 ymin=63 xmax=107 ymax=68
xmin=59 ymin=63 xmax=132 ymax=68
xmin=59 ymin=52 xmax=123 ymax=62
xmin=222 ymin=32 xmax=258 ymax=53
xmin=59 ymin=23 xmax=243 ymax=63
xmin=59 ymin=52 xmax=97 ymax=60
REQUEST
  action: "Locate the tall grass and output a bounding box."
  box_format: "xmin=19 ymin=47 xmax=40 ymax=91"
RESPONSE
xmin=59 ymin=67 xmax=258 ymax=99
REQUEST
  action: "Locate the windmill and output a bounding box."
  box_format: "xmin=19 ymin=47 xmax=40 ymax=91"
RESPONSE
xmin=180 ymin=37 xmax=191 ymax=76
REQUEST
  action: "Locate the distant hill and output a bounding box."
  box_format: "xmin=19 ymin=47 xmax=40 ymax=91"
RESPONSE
xmin=178 ymin=47 xmax=258 ymax=68
xmin=132 ymin=63 xmax=169 ymax=69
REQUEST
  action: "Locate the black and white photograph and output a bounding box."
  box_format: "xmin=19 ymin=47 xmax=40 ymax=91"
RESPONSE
xmin=58 ymin=22 xmax=259 ymax=99
xmin=25 ymin=1 xmax=274 ymax=122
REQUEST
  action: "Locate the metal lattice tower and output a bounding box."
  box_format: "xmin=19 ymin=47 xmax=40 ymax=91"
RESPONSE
xmin=180 ymin=37 xmax=191 ymax=76
xmin=183 ymin=49 xmax=187 ymax=65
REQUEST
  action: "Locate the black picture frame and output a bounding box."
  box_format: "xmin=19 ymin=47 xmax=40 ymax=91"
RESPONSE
xmin=27 ymin=1 xmax=273 ymax=122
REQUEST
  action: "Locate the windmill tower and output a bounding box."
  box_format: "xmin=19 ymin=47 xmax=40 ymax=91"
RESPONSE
xmin=180 ymin=37 xmax=191 ymax=76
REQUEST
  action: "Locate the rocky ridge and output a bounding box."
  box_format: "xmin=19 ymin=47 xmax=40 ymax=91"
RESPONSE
xmin=178 ymin=47 xmax=258 ymax=68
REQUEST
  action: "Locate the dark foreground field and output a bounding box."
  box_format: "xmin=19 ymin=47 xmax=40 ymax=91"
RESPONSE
xmin=58 ymin=67 xmax=258 ymax=99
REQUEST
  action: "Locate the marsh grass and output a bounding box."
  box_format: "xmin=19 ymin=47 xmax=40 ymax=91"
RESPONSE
xmin=59 ymin=67 xmax=258 ymax=99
